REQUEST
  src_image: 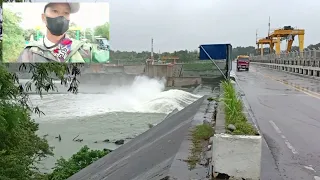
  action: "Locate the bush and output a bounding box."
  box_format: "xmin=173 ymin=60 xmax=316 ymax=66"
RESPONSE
xmin=47 ymin=146 xmax=110 ymax=180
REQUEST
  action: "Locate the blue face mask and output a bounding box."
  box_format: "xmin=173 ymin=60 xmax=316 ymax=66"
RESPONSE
xmin=46 ymin=16 xmax=70 ymax=36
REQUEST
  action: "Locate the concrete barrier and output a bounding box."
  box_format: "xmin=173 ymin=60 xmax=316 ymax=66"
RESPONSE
xmin=123 ymin=65 xmax=145 ymax=75
xmin=212 ymin=134 xmax=261 ymax=179
xmin=212 ymin=83 xmax=262 ymax=180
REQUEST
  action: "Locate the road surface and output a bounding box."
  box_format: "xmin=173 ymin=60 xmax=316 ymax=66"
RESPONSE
xmin=236 ymin=64 xmax=320 ymax=180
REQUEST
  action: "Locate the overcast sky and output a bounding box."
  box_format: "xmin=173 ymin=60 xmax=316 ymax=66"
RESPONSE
xmin=108 ymin=0 xmax=320 ymax=52
xmin=21 ymin=0 xmax=320 ymax=52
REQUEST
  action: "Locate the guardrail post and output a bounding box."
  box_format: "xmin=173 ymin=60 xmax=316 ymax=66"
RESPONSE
xmin=317 ymin=48 xmax=320 ymax=67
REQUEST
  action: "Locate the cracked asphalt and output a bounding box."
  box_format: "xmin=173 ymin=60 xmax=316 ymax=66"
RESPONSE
xmin=235 ymin=63 xmax=320 ymax=180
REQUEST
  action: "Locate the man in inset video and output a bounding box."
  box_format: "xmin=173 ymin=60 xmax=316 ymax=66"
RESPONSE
xmin=18 ymin=3 xmax=92 ymax=63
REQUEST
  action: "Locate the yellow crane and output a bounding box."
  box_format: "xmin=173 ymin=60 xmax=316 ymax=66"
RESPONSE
xmin=256 ymin=37 xmax=277 ymax=56
xmin=268 ymin=26 xmax=305 ymax=55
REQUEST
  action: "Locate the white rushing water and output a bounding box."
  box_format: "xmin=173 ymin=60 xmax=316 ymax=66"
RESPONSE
xmin=31 ymin=75 xmax=202 ymax=122
xmin=30 ymin=75 xmax=202 ymax=172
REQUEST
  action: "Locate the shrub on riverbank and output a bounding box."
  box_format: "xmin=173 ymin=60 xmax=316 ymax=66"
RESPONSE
xmin=221 ymin=80 xmax=257 ymax=135
xmin=47 ymin=146 xmax=110 ymax=180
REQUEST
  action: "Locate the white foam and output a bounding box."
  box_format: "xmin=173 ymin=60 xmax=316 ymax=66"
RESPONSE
xmin=134 ymin=89 xmax=201 ymax=114
xmin=30 ymin=76 xmax=202 ymax=122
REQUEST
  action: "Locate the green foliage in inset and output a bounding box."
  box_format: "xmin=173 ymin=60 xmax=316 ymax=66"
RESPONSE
xmin=94 ymin=23 xmax=110 ymax=40
xmin=2 ymin=9 xmax=25 ymax=62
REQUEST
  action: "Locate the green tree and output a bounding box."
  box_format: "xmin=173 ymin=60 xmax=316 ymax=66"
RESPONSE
xmin=109 ymin=50 xmax=199 ymax=64
xmin=24 ymin=29 xmax=45 ymax=41
xmin=0 ymin=41 xmax=2 ymax=61
xmin=24 ymin=29 xmax=36 ymax=41
xmin=231 ymin=46 xmax=256 ymax=59
xmin=108 ymin=41 xmax=320 ymax=64
xmin=0 ymin=63 xmax=82 ymax=180
xmin=307 ymin=43 xmax=320 ymax=50
xmin=67 ymin=22 xmax=84 ymax=40
xmin=2 ymin=9 xmax=25 ymax=62
xmin=94 ymin=23 xmax=110 ymax=40
xmin=84 ymin=28 xmax=94 ymax=42
xmin=47 ymin=146 xmax=110 ymax=180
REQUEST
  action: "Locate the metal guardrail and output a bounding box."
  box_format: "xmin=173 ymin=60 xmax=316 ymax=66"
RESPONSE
xmin=251 ymin=48 xmax=320 ymax=67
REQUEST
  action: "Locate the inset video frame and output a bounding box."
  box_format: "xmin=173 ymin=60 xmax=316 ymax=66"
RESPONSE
xmin=2 ymin=2 xmax=110 ymax=63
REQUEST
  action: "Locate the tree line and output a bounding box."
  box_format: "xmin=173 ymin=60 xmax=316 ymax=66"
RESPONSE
xmin=110 ymin=43 xmax=320 ymax=64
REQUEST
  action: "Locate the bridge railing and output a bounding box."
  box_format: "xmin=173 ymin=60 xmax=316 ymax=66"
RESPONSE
xmin=250 ymin=48 xmax=320 ymax=68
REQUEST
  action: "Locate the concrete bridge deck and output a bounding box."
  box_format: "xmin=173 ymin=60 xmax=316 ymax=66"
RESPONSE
xmin=251 ymin=48 xmax=320 ymax=79
xmin=235 ymin=63 xmax=320 ymax=180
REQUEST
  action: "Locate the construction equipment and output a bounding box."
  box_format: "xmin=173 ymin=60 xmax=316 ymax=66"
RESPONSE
xmin=95 ymin=37 xmax=110 ymax=51
xmin=256 ymin=17 xmax=304 ymax=55
xmin=92 ymin=36 xmax=110 ymax=63
xmin=268 ymin=26 xmax=305 ymax=54
xmin=256 ymin=37 xmax=277 ymax=56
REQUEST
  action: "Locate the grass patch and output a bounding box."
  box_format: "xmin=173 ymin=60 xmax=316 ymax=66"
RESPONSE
xmin=186 ymin=124 xmax=214 ymax=169
xmin=221 ymin=80 xmax=257 ymax=135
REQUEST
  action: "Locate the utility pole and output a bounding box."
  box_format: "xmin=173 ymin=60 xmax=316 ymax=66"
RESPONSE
xmin=151 ymin=38 xmax=154 ymax=60
xmin=268 ymin=16 xmax=271 ymax=37
xmin=256 ymin=29 xmax=259 ymax=55
xmin=268 ymin=17 xmax=271 ymax=53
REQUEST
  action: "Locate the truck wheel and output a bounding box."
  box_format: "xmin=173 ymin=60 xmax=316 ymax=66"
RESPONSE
xmin=237 ymin=68 xmax=240 ymax=71
xmin=246 ymin=68 xmax=249 ymax=71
